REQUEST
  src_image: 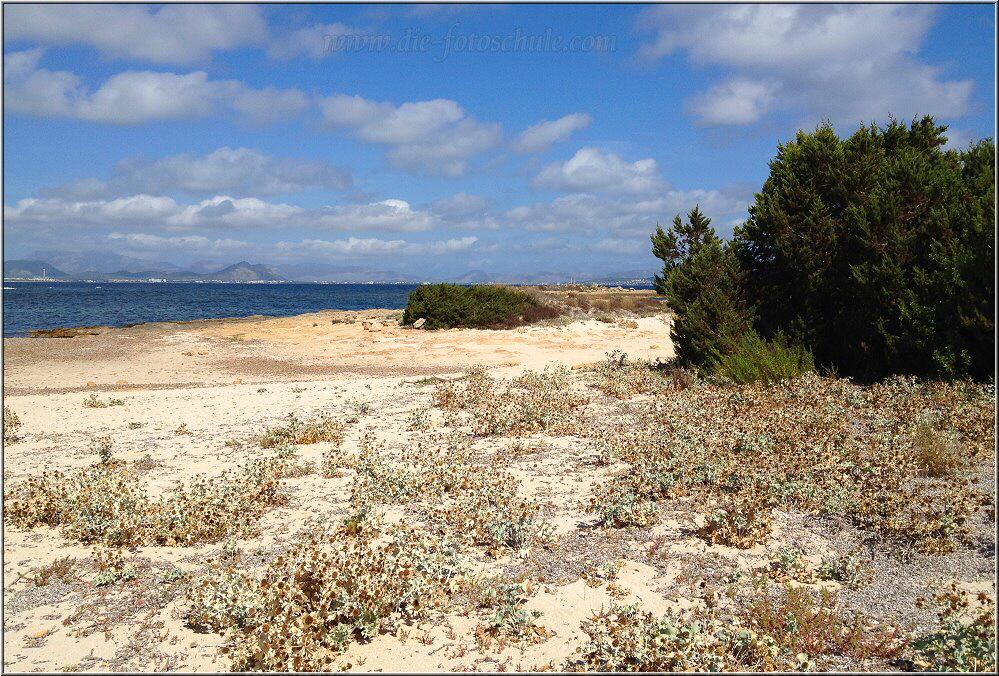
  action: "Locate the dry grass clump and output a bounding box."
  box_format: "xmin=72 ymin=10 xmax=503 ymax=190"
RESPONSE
xmin=260 ymin=413 xmax=345 ymax=448
xmin=433 ymin=366 xmax=588 ymax=436
xmin=910 ymin=419 xmax=966 ymax=477
xmin=588 ymin=372 xmax=993 ymax=555
xmin=187 ymin=519 xmax=465 ymax=671
xmin=4 ymin=454 xmax=289 ymax=547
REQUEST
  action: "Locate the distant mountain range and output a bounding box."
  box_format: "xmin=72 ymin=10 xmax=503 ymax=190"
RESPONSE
xmin=4 ymin=260 xmax=285 ymax=282
xmin=4 ymin=257 xmax=655 ymax=286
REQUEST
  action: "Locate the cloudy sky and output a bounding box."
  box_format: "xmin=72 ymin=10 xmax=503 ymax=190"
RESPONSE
xmin=3 ymin=2 xmax=994 ymax=279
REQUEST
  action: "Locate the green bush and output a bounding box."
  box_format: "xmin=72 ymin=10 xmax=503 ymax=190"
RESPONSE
xmin=710 ymin=331 xmax=814 ymax=384
xmin=401 ymin=283 xmax=559 ymax=330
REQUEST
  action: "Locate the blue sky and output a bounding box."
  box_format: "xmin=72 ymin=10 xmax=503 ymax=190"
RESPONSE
xmin=3 ymin=2 xmax=995 ymax=280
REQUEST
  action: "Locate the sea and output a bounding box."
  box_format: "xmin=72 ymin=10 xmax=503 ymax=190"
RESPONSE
xmin=1 ymin=281 xmax=422 ymax=338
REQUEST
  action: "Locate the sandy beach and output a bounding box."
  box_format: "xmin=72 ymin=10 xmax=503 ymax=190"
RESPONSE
xmin=2 ymin=299 xmax=994 ymax=673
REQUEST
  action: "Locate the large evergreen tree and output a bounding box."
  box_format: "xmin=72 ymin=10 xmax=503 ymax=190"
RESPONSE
xmin=734 ymin=116 xmax=994 ymax=381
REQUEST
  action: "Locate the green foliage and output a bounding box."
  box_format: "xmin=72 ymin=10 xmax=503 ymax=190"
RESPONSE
xmin=735 ymin=115 xmax=994 ymax=381
xmin=710 ymin=330 xmax=815 ymax=384
xmin=911 ymin=582 xmax=996 ymax=672
xmin=653 ymin=207 xmax=754 ymax=369
xmin=402 ymin=283 xmax=560 ymax=330
xmin=651 ymin=206 xmax=718 ymax=295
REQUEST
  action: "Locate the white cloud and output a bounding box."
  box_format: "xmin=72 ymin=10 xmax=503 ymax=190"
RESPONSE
xmin=4 ymin=194 xmax=440 ymax=234
xmin=3 ymin=4 xmax=266 ymax=65
xmin=430 ymin=192 xmax=491 ymax=217
xmin=319 ymin=94 xmax=501 ymax=176
xmin=3 ymin=50 xmax=308 ymax=125
xmin=278 ymin=236 xmax=479 ymax=257
xmin=533 ymin=147 xmax=664 ymax=194
xmin=686 ymin=78 xmax=779 ymax=126
xmin=593 ymin=238 xmax=644 ymax=255
xmin=106 ymin=232 xmax=254 ymax=256
xmin=44 ymin=147 xmax=351 ymax=199
xmin=513 ymin=113 xmax=593 ymax=153
xmin=268 ymin=22 xmax=364 ymax=60
xmin=638 ymin=4 xmax=974 ymax=127
xmin=505 ymin=188 xmax=749 ymax=238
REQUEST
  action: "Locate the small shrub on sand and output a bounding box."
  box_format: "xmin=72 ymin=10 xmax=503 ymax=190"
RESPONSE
xmin=83 ymin=393 xmax=107 ymax=408
xmin=188 ymin=520 xmax=465 ymax=671
xmin=91 ymin=547 xmax=138 ymax=586
xmin=402 ymin=283 xmax=561 ymax=330
xmin=592 ymin=350 xmax=669 ymax=398
xmin=697 ymin=490 xmax=773 ymax=549
xmin=592 ymin=373 xmax=992 ymax=555
xmin=89 ymin=435 xmax=114 ymax=465
xmin=588 ymin=483 xmax=659 ymax=528
xmin=742 ymin=583 xmax=906 ymax=664
xmin=4 ymin=406 xmax=22 ymax=443
xmin=4 ymin=457 xmax=290 ymax=547
xmin=29 ymin=556 xmax=76 ymax=586
xmin=260 ymin=413 xmax=345 ymax=448
xmin=433 ymin=366 xmax=588 ymax=437
xmin=348 ymin=434 xmax=550 ymax=555
xmin=816 ymin=549 xmax=872 ymax=589
xmin=472 ymin=579 xmax=548 ymax=643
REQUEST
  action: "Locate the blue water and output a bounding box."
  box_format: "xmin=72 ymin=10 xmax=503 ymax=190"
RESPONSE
xmin=1 ymin=282 xmax=420 ymax=337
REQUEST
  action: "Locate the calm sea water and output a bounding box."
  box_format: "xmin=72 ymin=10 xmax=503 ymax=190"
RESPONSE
xmin=1 ymin=282 xmax=420 ymax=337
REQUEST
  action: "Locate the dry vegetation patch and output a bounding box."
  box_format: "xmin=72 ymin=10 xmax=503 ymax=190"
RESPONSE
xmin=2 ymin=360 xmax=994 ymax=673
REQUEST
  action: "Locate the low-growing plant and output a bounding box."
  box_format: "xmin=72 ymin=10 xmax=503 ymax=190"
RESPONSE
xmin=4 ymin=406 xmax=23 ymax=443
xmin=89 ymin=435 xmax=114 ymax=465
xmin=127 ymin=421 xmax=143 ymax=429
xmin=260 ymin=413 xmax=345 ymax=448
xmin=30 ymin=556 xmax=76 ymax=586
xmin=188 ymin=520 xmax=466 ymax=671
xmin=911 ymin=582 xmax=996 ymax=672
xmin=162 ymin=566 xmax=187 ymax=583
xmin=588 ymin=483 xmax=659 ymax=528
xmin=742 ymin=583 xmax=906 ymax=663
xmin=816 ymin=549 xmax=872 ymax=589
xmin=697 ymin=490 xmax=773 ymax=549
xmin=592 ymin=351 xmax=668 ymax=398
xmin=475 ymin=579 xmax=547 ymax=642
xmin=83 ymin=393 xmax=107 ymax=408
xmin=564 ymin=603 xmax=741 ymax=672
xmin=434 ymin=366 xmax=588 ymax=437
xmin=767 ymin=545 xmax=813 ymax=582
xmin=4 ymin=456 xmax=290 ymax=547
xmin=709 ymin=330 xmax=815 ymax=385
xmin=92 ymin=547 xmax=137 ymax=586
